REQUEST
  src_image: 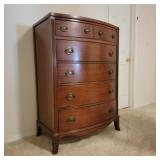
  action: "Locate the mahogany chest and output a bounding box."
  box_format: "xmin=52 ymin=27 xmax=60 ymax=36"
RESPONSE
xmin=33 ymin=12 xmax=120 ymax=154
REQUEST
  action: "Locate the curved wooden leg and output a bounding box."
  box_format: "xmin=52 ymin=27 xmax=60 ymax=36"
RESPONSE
xmin=114 ymin=116 xmax=120 ymax=131
xmin=37 ymin=126 xmax=42 ymax=136
xmin=52 ymin=135 xmax=59 ymax=154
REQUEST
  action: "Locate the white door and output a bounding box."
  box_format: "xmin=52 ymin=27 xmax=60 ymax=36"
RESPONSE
xmin=108 ymin=4 xmax=131 ymax=108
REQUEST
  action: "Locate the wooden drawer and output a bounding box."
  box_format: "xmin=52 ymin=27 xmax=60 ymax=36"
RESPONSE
xmin=94 ymin=26 xmax=117 ymax=43
xmin=56 ymin=81 xmax=116 ymax=108
xmin=55 ymin=20 xmax=94 ymax=38
xmin=56 ymin=40 xmax=116 ymax=62
xmin=59 ymin=100 xmax=116 ymax=132
xmin=57 ymin=63 xmax=116 ymax=84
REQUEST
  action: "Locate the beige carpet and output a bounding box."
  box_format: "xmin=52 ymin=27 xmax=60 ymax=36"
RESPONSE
xmin=4 ymin=104 xmax=156 ymax=156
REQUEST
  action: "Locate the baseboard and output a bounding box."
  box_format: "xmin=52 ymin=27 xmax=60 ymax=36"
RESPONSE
xmin=133 ymin=102 xmax=156 ymax=108
xmin=4 ymin=130 xmax=36 ymax=144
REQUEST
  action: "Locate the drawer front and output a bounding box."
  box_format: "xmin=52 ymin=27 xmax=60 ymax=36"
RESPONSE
xmin=56 ymin=81 xmax=116 ymax=108
xmin=57 ymin=63 xmax=116 ymax=84
xmin=55 ymin=20 xmax=94 ymax=38
xmin=94 ymin=26 xmax=117 ymax=43
xmin=56 ymin=40 xmax=116 ymax=62
xmin=59 ymin=100 xmax=116 ymax=132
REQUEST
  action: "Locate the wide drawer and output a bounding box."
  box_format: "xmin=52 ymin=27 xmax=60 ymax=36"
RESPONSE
xmin=56 ymin=80 xmax=116 ymax=108
xmin=59 ymin=100 xmax=116 ymax=132
xmin=56 ymin=40 xmax=116 ymax=62
xmin=57 ymin=63 xmax=116 ymax=84
xmin=94 ymin=25 xmax=117 ymax=43
xmin=55 ymin=20 xmax=94 ymax=38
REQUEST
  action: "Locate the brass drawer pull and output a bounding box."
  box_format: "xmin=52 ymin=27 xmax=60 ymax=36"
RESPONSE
xmin=60 ymin=26 xmax=68 ymax=32
xmin=65 ymin=93 xmax=75 ymax=101
xmin=108 ymin=88 xmax=114 ymax=94
xmin=66 ymin=116 xmax=76 ymax=124
xmin=108 ymin=108 xmax=114 ymax=113
xmin=64 ymin=48 xmax=74 ymax=55
xmin=84 ymin=28 xmax=91 ymax=34
xmin=98 ymin=31 xmax=103 ymax=36
xmin=108 ymin=50 xmax=114 ymax=57
xmin=111 ymin=34 xmax=115 ymax=39
xmin=108 ymin=69 xmax=114 ymax=75
xmin=65 ymin=71 xmax=75 ymax=77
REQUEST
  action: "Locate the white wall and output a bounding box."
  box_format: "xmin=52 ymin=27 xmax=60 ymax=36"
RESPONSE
xmin=132 ymin=4 xmax=156 ymax=107
xmin=4 ymin=4 xmax=109 ymax=143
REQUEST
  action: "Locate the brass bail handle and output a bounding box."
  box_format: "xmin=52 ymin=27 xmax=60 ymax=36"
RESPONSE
xmin=65 ymin=93 xmax=75 ymax=101
xmin=108 ymin=50 xmax=113 ymax=57
xmin=111 ymin=34 xmax=115 ymax=39
xmin=98 ymin=31 xmax=103 ymax=36
xmin=84 ymin=28 xmax=91 ymax=34
xmin=60 ymin=26 xmax=68 ymax=32
xmin=108 ymin=69 xmax=114 ymax=74
xmin=65 ymin=70 xmax=75 ymax=77
xmin=64 ymin=48 xmax=74 ymax=55
xmin=108 ymin=88 xmax=114 ymax=94
xmin=66 ymin=116 xmax=76 ymax=124
xmin=108 ymin=108 xmax=114 ymax=113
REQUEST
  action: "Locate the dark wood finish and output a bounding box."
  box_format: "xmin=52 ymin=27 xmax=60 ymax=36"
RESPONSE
xmin=34 ymin=18 xmax=54 ymax=130
xmin=36 ymin=126 xmax=42 ymax=136
xmin=57 ymin=63 xmax=116 ymax=84
xmin=33 ymin=13 xmax=119 ymax=154
xmin=33 ymin=12 xmax=119 ymax=29
xmin=60 ymin=117 xmax=115 ymax=136
xmin=114 ymin=115 xmax=120 ymax=131
xmin=55 ymin=36 xmax=118 ymax=46
xmin=37 ymin=116 xmax=116 ymax=137
xmin=56 ymin=81 xmax=115 ymax=108
xmin=56 ymin=20 xmax=94 ymax=38
xmin=56 ymin=40 xmax=116 ymax=62
xmin=95 ymin=25 xmax=117 ymax=43
xmin=52 ymin=135 xmax=59 ymax=154
xmin=59 ymin=101 xmax=116 ymax=132
xmin=116 ymin=22 xmax=119 ymax=118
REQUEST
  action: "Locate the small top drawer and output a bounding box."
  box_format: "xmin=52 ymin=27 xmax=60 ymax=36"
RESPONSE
xmin=94 ymin=26 xmax=117 ymax=43
xmin=55 ymin=20 xmax=94 ymax=38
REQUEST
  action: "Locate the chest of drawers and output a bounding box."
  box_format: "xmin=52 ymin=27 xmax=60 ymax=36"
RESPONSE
xmin=33 ymin=12 xmax=120 ymax=154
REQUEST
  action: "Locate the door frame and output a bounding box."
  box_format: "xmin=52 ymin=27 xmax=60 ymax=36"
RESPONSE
xmin=108 ymin=4 xmax=137 ymax=108
xmin=128 ymin=4 xmax=137 ymax=108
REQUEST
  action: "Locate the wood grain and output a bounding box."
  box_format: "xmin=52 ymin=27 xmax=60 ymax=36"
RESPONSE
xmin=34 ymin=18 xmax=54 ymax=130
xmin=33 ymin=13 xmax=119 ymax=154
xmin=56 ymin=20 xmax=94 ymax=38
xmin=57 ymin=63 xmax=116 ymax=84
xmin=56 ymin=81 xmax=116 ymax=108
xmin=59 ymin=100 xmax=116 ymax=132
xmin=94 ymin=25 xmax=117 ymax=43
xmin=56 ymin=40 xmax=116 ymax=62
